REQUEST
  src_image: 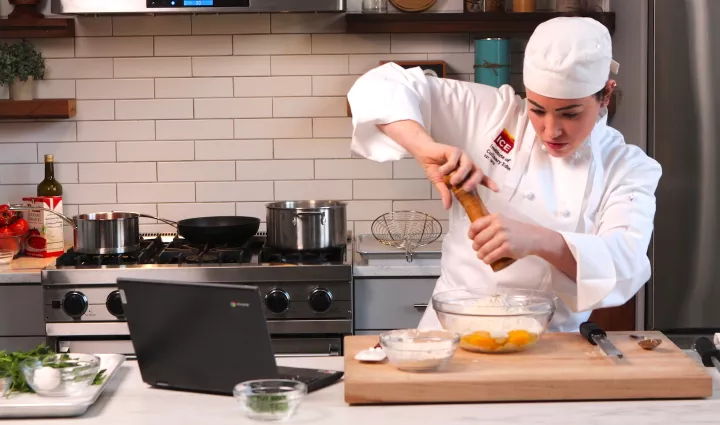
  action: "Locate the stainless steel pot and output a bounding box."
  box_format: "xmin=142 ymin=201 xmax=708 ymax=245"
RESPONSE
xmin=266 ymin=200 xmax=347 ymax=251
xmin=8 ymin=206 xmax=172 ymax=255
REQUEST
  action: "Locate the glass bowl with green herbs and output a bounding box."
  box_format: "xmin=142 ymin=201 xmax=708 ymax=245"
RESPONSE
xmin=233 ymin=379 xmax=307 ymax=421
xmin=20 ymin=353 xmax=101 ymax=397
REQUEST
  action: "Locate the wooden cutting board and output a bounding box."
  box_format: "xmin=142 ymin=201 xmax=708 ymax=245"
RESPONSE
xmin=344 ymin=332 xmax=713 ymax=405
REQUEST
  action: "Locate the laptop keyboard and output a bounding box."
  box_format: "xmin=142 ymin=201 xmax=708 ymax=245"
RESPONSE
xmin=278 ymin=374 xmax=319 ymax=385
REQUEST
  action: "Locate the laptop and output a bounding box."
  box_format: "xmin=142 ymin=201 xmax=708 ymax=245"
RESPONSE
xmin=117 ymin=278 xmax=344 ymax=395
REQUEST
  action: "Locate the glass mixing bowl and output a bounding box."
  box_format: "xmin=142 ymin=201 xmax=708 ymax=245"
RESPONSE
xmin=432 ymin=288 xmax=556 ymax=354
xmin=379 ymin=329 xmax=460 ymax=372
xmin=21 ymin=353 xmax=101 ymax=397
xmin=233 ymin=379 xmax=307 ymax=421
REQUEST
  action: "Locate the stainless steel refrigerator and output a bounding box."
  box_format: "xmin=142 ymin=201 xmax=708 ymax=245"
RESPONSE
xmin=647 ymin=0 xmax=720 ymax=346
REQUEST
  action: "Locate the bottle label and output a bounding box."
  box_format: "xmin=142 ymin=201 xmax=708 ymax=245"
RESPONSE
xmin=21 ymin=196 xmax=64 ymax=258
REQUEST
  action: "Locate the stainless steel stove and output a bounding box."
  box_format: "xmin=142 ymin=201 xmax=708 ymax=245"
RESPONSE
xmin=42 ymin=234 xmax=352 ymax=357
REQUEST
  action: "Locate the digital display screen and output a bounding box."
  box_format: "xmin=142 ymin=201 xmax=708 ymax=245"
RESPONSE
xmin=184 ymin=0 xmax=213 ymax=5
xmin=147 ymin=0 xmax=249 ymax=7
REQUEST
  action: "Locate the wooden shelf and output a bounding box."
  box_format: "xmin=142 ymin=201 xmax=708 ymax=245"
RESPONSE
xmin=0 ymin=17 xmax=75 ymax=38
xmin=0 ymin=99 xmax=76 ymax=119
xmin=345 ymin=11 xmax=615 ymax=36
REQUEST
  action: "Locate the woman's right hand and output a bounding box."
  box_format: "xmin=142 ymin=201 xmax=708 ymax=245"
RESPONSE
xmin=416 ymin=142 xmax=499 ymax=210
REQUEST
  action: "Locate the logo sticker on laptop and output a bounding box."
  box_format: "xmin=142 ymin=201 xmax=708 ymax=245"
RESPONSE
xmin=230 ymin=301 xmax=249 ymax=308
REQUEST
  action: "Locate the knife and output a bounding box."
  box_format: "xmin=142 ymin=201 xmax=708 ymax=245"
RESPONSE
xmin=580 ymin=321 xmax=624 ymax=359
xmin=694 ymin=337 xmax=720 ymax=372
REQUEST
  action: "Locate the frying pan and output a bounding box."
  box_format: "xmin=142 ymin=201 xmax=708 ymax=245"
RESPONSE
xmin=113 ymin=212 xmax=261 ymax=246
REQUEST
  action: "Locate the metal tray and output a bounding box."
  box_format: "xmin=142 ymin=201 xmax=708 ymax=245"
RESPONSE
xmin=355 ymin=233 xmax=443 ymax=262
xmin=0 ymin=353 xmax=126 ymax=418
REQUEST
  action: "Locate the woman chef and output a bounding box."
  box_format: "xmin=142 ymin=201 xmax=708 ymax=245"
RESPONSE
xmin=347 ymin=17 xmax=662 ymax=332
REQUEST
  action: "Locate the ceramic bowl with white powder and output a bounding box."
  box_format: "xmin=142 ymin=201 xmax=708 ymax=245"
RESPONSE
xmin=432 ymin=288 xmax=556 ymax=354
xmin=379 ymin=329 xmax=460 ymax=372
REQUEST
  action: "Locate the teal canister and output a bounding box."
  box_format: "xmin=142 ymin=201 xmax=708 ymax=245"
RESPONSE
xmin=474 ymin=38 xmax=511 ymax=88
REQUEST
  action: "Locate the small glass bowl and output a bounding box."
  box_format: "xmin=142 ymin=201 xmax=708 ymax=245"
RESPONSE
xmin=20 ymin=353 xmax=101 ymax=397
xmin=379 ymin=329 xmax=460 ymax=372
xmin=233 ymin=379 xmax=307 ymax=421
xmin=0 ymin=369 xmax=13 ymax=397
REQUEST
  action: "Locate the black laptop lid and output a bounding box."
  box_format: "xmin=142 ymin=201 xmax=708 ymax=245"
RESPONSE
xmin=118 ymin=278 xmax=279 ymax=395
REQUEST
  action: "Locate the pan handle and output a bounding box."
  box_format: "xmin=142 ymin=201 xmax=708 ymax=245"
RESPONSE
xmin=111 ymin=211 xmax=179 ymax=228
xmin=8 ymin=204 xmax=76 ymax=227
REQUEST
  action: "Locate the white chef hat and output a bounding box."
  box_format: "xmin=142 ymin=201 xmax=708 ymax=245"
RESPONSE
xmin=523 ymin=17 xmax=620 ymax=99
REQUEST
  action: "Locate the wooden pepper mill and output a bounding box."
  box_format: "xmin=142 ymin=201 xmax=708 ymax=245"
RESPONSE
xmin=9 ymin=0 xmax=44 ymax=20
xmin=443 ymin=175 xmax=516 ymax=272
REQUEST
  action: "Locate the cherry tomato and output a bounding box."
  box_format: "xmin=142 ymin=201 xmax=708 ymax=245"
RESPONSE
xmin=0 ymin=205 xmax=13 ymax=227
xmin=0 ymin=226 xmax=18 ymax=252
xmin=9 ymin=218 xmax=28 ymax=236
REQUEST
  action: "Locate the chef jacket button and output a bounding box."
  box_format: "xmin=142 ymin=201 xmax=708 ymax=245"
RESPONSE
xmin=561 ymin=210 xmax=571 ymax=218
xmin=525 ymin=192 xmax=535 ymax=201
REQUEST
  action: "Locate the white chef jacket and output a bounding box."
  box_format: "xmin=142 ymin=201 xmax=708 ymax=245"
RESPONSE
xmin=347 ymin=63 xmax=662 ymax=332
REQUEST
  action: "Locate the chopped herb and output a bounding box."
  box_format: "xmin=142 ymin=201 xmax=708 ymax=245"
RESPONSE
xmin=0 ymin=344 xmax=106 ymax=397
xmin=246 ymin=394 xmax=291 ymax=414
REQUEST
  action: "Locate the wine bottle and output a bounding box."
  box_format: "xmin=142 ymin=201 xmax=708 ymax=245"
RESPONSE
xmin=37 ymin=154 xmax=63 ymax=197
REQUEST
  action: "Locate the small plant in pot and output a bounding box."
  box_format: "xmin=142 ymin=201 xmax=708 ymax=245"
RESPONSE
xmin=0 ymin=40 xmax=45 ymax=101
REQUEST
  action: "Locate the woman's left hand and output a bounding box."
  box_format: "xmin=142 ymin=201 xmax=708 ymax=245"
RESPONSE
xmin=468 ymin=214 xmax=541 ymax=265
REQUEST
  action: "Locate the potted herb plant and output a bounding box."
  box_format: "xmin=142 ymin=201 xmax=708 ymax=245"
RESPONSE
xmin=0 ymin=40 xmax=45 ymax=101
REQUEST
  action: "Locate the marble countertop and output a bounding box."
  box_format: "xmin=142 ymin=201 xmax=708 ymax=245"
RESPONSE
xmin=0 ymin=256 xmax=56 ymax=284
xmin=3 ymin=353 xmax=718 ymax=425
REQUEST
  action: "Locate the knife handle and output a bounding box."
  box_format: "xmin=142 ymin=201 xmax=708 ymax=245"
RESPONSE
xmin=442 ymin=174 xmax=516 ymax=272
xmin=694 ymin=337 xmax=720 ymax=367
xmin=579 ymin=321 xmax=606 ymax=345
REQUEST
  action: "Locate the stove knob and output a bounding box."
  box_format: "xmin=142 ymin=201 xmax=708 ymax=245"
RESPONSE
xmin=308 ymin=288 xmax=333 ymax=313
xmin=62 ymin=291 xmax=88 ymax=318
xmin=106 ymin=290 xmax=124 ymax=318
xmin=265 ymin=289 xmax=290 ymax=314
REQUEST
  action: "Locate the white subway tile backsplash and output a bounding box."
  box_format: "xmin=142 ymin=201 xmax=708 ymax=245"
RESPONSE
xmin=393 ymin=158 xmax=425 ymax=179
xmin=233 ymin=35 xmax=311 ymax=55
xmin=79 ymin=163 xmax=157 ymax=183
xmin=312 ymin=34 xmax=390 ymax=54
xmin=35 ymin=80 xmax=76 ymax=99
xmin=427 ymin=53 xmax=474 ymax=74
xmin=73 ymin=101 xmax=115 ymax=121
xmin=235 ymin=160 xmax=313 ymax=181
xmin=348 ymin=53 xmax=428 ymax=74
xmin=157 ymin=120 xmax=234 ymax=140
xmin=346 ymin=200 xmax=392 ymax=221
xmin=0 ymin=144 xmax=37 ymax=164
xmin=30 ymin=39 xmax=75 ymax=58
xmin=63 ymin=184 xmax=118 ymax=204
xmin=117 ymin=141 xmax=194 ymax=162
xmin=114 ymin=58 xmax=192 ymax=78
xmin=158 ymin=161 xmax=235 ymax=182
xmin=273 ymin=139 xmax=350 ymax=159
xmin=271 ymin=13 xmax=346 ymax=34
xmin=313 ymin=118 xmax=352 ymax=138
xmin=273 ymin=97 xmax=346 ymax=118
xmin=155 ymin=36 xmax=232 ymax=56
xmin=0 ymin=164 xmax=78 ymax=185
xmin=392 ymin=33 xmax=470 ymax=53
xmin=118 ymin=183 xmax=195 ymax=203
xmin=116 ymin=100 xmax=194 ymax=120
xmin=271 ymin=55 xmax=348 ymax=76
xmin=45 ymin=59 xmax=114 ymax=79
xmin=235 ymin=202 xmax=268 ymax=221
xmin=112 ymin=15 xmax=191 ymax=36
xmin=354 ymin=179 xmax=430 ymax=200
xmin=234 ymin=118 xmax=312 ymax=139
xmin=0 ymin=185 xmax=35 ymax=204
xmin=76 ymin=37 xmax=153 ymax=57
xmin=196 ymin=181 xmax=273 ymax=202
xmin=315 ymin=158 xmax=393 ymax=180
xmin=195 ymin=140 xmax=273 ymax=160
xmin=77 ymin=121 xmax=155 ymax=142
xmin=75 ymin=17 xmax=113 ymax=37
xmin=76 ymin=79 xmax=155 ymax=100
xmin=312 ymin=75 xmax=358 ymax=96
xmin=234 ymin=76 xmax=311 ymax=97
xmin=393 ymin=200 xmax=449 ymax=220
xmin=38 ymin=142 xmax=116 ymax=163
xmin=157 ymin=203 xmax=236 ymax=221
xmin=192 ymin=56 xmax=271 ymax=77
xmin=192 ymin=14 xmax=270 ymax=35
xmin=79 ymin=204 xmax=158 ymax=223
xmin=0 ymin=122 xmax=76 ymax=143
xmin=155 ymin=78 xmax=233 ymax=99
xmin=195 ymin=98 xmax=272 ymax=119
xmin=274 ymin=180 xmax=351 ymax=201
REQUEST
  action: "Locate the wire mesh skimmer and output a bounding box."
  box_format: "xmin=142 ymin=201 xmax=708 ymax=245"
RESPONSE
xmin=371 ymin=211 xmax=443 ymax=262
